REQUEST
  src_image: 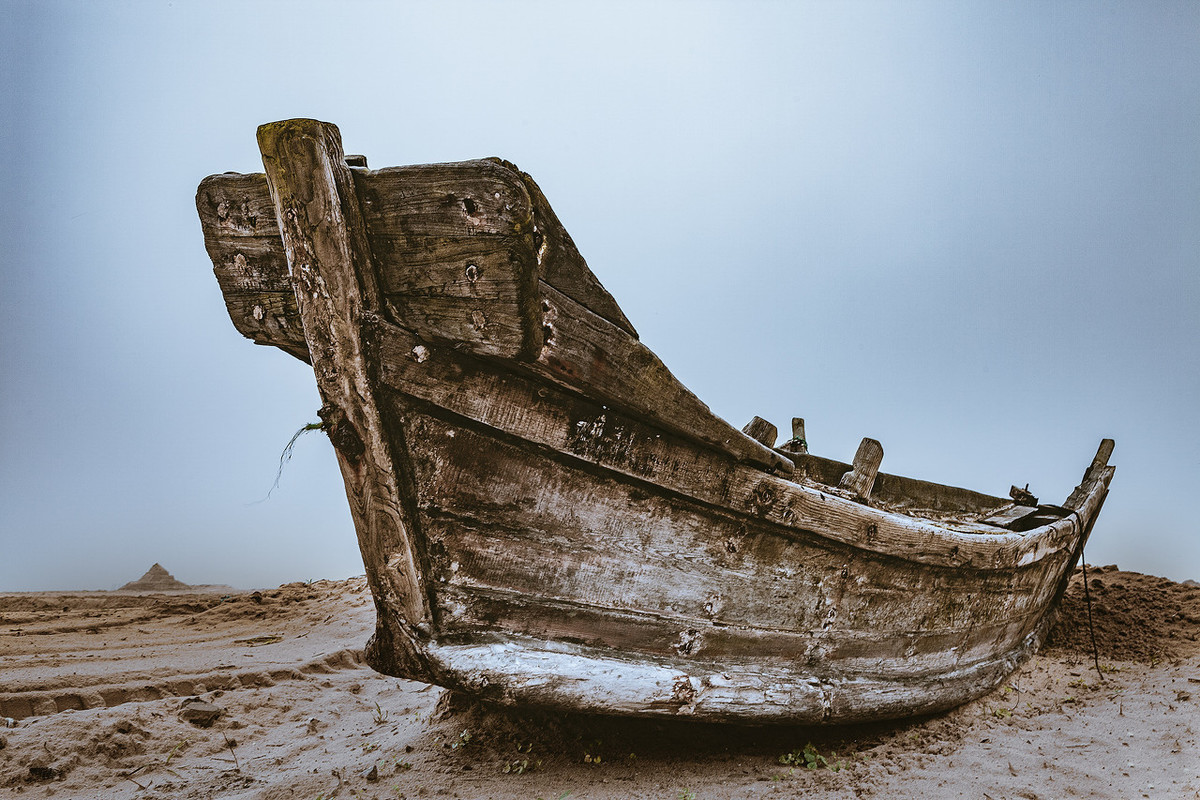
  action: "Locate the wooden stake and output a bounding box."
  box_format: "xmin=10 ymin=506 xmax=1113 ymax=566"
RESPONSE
xmin=838 ymin=438 xmax=884 ymax=501
xmin=741 ymin=416 xmax=778 ymax=448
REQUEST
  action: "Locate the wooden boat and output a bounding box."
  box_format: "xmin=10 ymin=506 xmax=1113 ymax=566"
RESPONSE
xmin=196 ymin=119 xmax=1114 ymax=724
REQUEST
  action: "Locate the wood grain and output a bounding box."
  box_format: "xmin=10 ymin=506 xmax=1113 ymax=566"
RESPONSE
xmin=255 ymin=119 xmax=432 ymax=676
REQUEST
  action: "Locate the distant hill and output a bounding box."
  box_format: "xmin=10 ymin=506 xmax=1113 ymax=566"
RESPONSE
xmin=119 ymin=563 xmax=190 ymax=591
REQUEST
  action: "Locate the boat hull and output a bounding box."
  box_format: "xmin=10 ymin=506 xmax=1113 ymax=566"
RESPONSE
xmin=197 ymin=118 xmax=1113 ymax=723
xmin=366 ymin=325 xmax=1106 ymax=722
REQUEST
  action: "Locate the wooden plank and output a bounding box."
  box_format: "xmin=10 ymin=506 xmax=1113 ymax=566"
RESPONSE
xmin=421 ymin=620 xmax=1049 ymax=723
xmin=489 ymin=158 xmax=637 ymax=336
xmin=356 ymin=164 xmax=542 ymax=359
xmin=196 ymin=173 xmax=309 ymax=358
xmin=395 ymin=405 xmax=1059 ymax=649
xmin=780 ymin=450 xmax=1010 ymax=516
xmin=356 ymin=161 xmax=537 ymax=238
xmin=431 ymin=583 xmax=1048 ymax=680
xmin=530 ymin=283 xmax=794 ymax=474
xmin=372 ymin=317 xmax=1103 ymax=572
xmin=196 ymin=172 xmax=280 ymax=238
xmin=255 ymin=118 xmax=432 ymax=676
xmin=981 ymin=505 xmax=1041 ymax=529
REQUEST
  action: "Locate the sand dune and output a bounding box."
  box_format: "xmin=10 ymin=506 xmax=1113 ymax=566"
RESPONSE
xmin=1 ymin=568 xmax=1197 ymax=799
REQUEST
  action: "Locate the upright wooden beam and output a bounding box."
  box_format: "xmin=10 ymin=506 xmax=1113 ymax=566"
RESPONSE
xmin=256 ymin=119 xmax=432 ymax=674
xmin=790 ymin=417 xmax=808 ymax=453
xmin=839 ymin=437 xmax=884 ymax=501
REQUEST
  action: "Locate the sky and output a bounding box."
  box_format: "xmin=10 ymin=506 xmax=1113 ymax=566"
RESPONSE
xmin=1 ymin=1 xmax=1197 ymax=590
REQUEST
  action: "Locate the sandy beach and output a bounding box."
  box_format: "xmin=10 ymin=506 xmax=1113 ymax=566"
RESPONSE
xmin=2 ymin=568 xmax=1196 ymax=799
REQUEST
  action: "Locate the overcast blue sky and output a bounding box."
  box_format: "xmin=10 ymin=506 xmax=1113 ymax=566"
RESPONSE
xmin=2 ymin=1 xmax=1197 ymax=590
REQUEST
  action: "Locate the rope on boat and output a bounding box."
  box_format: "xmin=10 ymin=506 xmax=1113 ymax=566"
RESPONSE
xmin=1067 ymin=507 xmax=1105 ymax=683
xmin=1080 ymin=553 xmax=1105 ymax=682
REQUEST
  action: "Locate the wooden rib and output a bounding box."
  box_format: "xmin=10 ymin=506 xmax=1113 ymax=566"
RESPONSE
xmin=789 ymin=417 xmax=808 ymax=453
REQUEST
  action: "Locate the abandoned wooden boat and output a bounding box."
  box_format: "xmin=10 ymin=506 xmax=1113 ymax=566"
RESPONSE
xmin=196 ymin=119 xmax=1114 ymax=724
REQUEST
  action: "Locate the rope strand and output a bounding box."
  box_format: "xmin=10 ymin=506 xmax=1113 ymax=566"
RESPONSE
xmin=1080 ymin=552 xmax=1104 ymax=682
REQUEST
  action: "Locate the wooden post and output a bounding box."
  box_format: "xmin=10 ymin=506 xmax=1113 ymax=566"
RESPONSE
xmin=1088 ymin=439 xmax=1115 ymax=474
xmin=1064 ymin=438 xmax=1115 ymax=510
xmin=838 ymin=438 xmax=884 ymax=501
xmin=256 ymin=119 xmax=432 ymax=673
xmin=790 ymin=417 xmax=808 ymax=454
xmin=741 ymin=416 xmax=778 ymax=448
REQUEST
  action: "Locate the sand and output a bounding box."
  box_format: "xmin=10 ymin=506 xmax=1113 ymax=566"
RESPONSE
xmin=1 ymin=568 xmax=1197 ymax=799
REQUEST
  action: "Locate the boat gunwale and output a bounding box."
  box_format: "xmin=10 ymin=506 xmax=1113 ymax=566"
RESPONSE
xmin=368 ymin=312 xmax=1113 ymax=574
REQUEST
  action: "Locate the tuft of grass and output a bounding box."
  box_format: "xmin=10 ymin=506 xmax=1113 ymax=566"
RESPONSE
xmin=372 ymin=702 xmax=389 ymax=725
xmin=502 ymin=757 xmax=542 ymax=775
xmin=266 ymin=420 xmax=324 ymax=499
xmin=442 ymin=729 xmax=472 ymax=750
xmin=779 ymin=742 xmax=843 ymax=771
xmin=165 ymin=737 xmax=191 ymax=765
xmin=582 ymin=737 xmax=603 ymax=764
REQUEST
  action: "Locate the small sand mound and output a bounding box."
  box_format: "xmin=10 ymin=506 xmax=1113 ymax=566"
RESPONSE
xmin=1044 ymin=566 xmax=1200 ymax=662
xmin=118 ymin=563 xmax=190 ymax=592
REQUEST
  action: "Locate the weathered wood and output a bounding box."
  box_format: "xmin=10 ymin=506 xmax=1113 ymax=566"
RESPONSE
xmin=373 ymin=318 xmax=1086 ymax=573
xmin=839 ymin=437 xmax=884 ymax=501
xmin=431 ymin=585 xmax=1048 ymax=684
xmin=197 ymin=163 xmax=788 ymax=473
xmin=255 ymin=119 xmax=431 ymax=674
xmin=199 ymin=120 xmax=1116 ymax=724
xmin=396 ymin=410 xmax=1063 ymax=668
xmin=742 ymin=416 xmax=778 ymax=448
xmin=981 ymin=505 xmax=1042 ymax=529
xmin=357 ymin=163 xmax=542 ymax=359
xmin=531 ymin=283 xmax=793 ymax=474
xmin=1010 ymin=484 xmax=1039 ymax=506
xmin=789 ymin=417 xmax=808 ymax=453
xmin=421 ymin=622 xmax=1047 ymax=723
xmin=1064 ymin=439 xmax=1115 ymax=510
xmin=196 ymin=173 xmax=310 ymax=359
xmin=490 ymin=158 xmax=638 ymax=336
